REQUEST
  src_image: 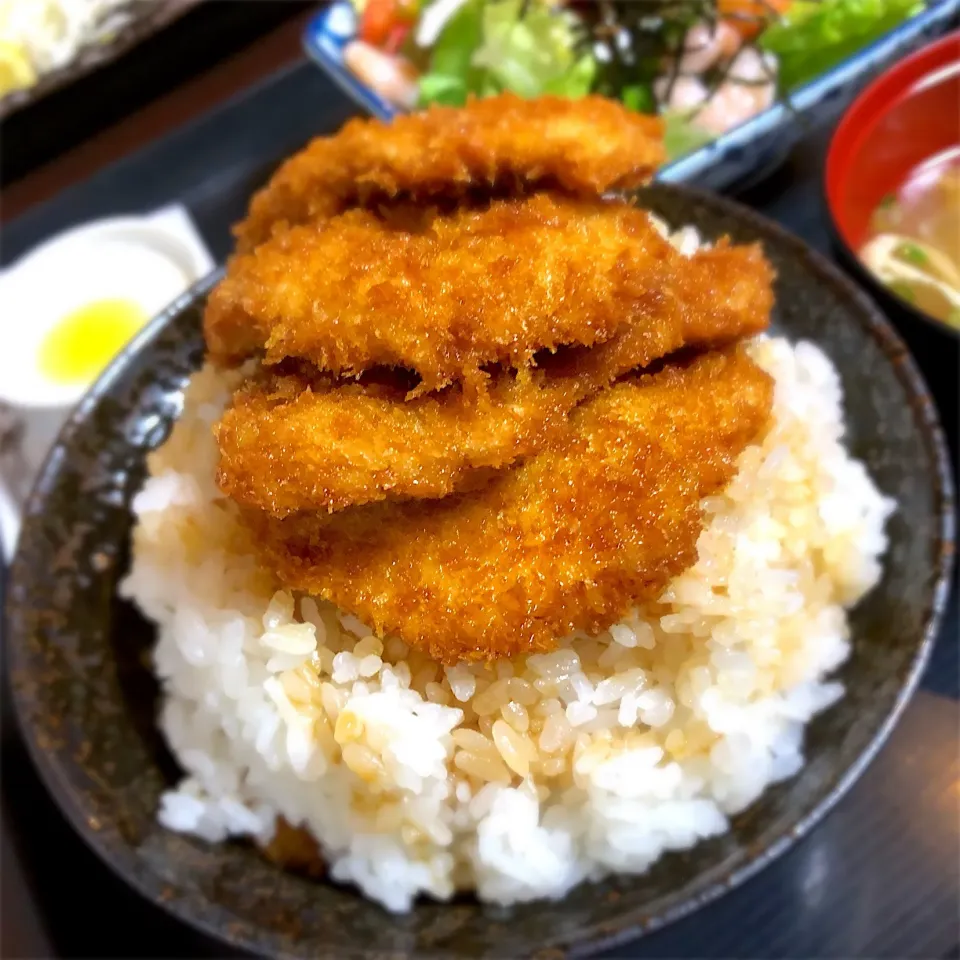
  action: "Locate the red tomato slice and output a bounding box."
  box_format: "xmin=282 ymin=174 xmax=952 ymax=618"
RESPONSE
xmin=360 ymin=0 xmax=399 ymax=48
xmin=720 ymin=0 xmax=792 ymax=38
xmin=360 ymin=0 xmax=417 ymax=49
xmin=383 ymin=22 xmax=412 ymax=55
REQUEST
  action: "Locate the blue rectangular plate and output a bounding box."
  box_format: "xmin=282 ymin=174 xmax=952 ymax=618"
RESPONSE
xmin=303 ymin=0 xmax=959 ymax=193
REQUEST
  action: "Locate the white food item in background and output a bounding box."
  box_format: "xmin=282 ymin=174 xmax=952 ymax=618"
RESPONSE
xmin=655 ymin=74 xmax=710 ymax=113
xmin=0 ymin=236 xmax=186 ymax=407
xmin=656 ymin=19 xmax=779 ymax=139
xmin=344 ymin=39 xmax=419 ymax=109
xmin=0 ymin=205 xmax=213 ymax=555
xmin=659 ymin=47 xmax=778 ymax=138
xmin=415 ymin=0 xmax=470 ymax=48
xmin=0 ymin=0 xmax=131 ymax=76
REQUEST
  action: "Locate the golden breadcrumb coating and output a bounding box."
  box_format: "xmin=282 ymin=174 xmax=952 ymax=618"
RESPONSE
xmin=217 ymin=368 xmax=581 ymax=517
xmin=215 ymin=241 xmax=773 ymax=516
xmin=205 ymin=95 xmax=775 ymax=664
xmin=245 ymin=348 xmax=774 ymax=663
xmin=206 ymin=195 xmax=678 ymax=386
xmin=234 ymin=93 xmax=665 ymax=251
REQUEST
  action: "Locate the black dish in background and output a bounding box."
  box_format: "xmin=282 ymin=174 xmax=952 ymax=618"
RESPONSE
xmin=0 ymin=0 xmax=313 ymax=187
xmin=4 ymin=185 xmax=954 ymax=959
xmin=0 ymin=0 xmax=202 ymax=122
xmin=0 ymin=67 xmax=359 ymax=271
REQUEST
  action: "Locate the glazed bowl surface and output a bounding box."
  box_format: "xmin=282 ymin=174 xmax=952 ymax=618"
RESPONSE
xmin=5 ymin=185 xmax=954 ymax=959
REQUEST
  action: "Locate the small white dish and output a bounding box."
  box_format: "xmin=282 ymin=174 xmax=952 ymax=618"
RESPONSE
xmin=0 ymin=205 xmax=214 ymax=409
xmin=0 ymin=205 xmax=214 ymax=559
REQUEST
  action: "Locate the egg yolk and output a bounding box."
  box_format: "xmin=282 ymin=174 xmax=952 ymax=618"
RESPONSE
xmin=39 ymin=298 xmax=146 ymax=385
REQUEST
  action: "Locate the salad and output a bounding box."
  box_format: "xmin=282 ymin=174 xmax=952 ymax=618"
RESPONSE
xmin=339 ymin=0 xmax=927 ymax=159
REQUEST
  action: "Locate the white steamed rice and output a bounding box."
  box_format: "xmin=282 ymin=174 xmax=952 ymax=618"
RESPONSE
xmin=120 ymin=243 xmax=894 ymax=915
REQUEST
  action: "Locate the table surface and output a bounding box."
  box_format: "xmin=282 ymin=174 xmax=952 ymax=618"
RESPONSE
xmin=1 ymin=21 xmax=958 ymax=960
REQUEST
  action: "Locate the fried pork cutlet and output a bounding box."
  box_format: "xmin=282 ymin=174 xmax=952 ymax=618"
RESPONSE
xmin=245 ymin=348 xmax=774 ymax=663
xmin=216 ymin=242 xmax=774 ymax=517
xmin=217 ymin=368 xmax=582 ymax=517
xmin=205 ymin=195 xmax=679 ymax=383
xmin=233 ymin=94 xmax=665 ymax=252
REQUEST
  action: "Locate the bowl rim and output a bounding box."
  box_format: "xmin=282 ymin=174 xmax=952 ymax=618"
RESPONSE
xmin=824 ymin=29 xmax=960 ymax=341
xmin=3 ymin=184 xmax=956 ymax=959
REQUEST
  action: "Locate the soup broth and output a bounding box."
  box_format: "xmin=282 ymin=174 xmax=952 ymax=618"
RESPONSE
xmin=860 ymin=148 xmax=960 ymax=329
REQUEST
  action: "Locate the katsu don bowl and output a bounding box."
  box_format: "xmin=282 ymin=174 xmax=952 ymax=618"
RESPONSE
xmin=6 ymin=97 xmax=954 ymax=960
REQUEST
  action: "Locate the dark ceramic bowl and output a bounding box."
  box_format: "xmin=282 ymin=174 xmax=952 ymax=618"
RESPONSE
xmin=4 ymin=186 xmax=955 ymax=959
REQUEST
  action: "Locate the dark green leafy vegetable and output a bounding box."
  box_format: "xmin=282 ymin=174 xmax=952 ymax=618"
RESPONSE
xmin=577 ymin=1 xmax=701 ymax=104
xmin=621 ymin=83 xmax=657 ymax=114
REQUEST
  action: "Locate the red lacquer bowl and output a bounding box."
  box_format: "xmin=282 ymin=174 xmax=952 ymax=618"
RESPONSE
xmin=826 ymin=30 xmax=960 ymax=339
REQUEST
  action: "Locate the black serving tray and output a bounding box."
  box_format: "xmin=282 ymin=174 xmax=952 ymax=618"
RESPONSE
xmin=0 ymin=0 xmax=312 ymax=186
xmin=1 ymin=58 xmax=957 ymax=960
xmin=0 ymin=0 xmax=201 ymax=122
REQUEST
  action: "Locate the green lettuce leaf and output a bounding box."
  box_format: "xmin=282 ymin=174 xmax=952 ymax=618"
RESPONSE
xmin=418 ymin=0 xmax=595 ymax=106
xmin=761 ymin=0 xmax=925 ymax=91
xmin=417 ymin=0 xmax=484 ymax=106
xmin=662 ymin=112 xmax=715 ymax=161
xmin=472 ymin=0 xmax=594 ymax=99
xmin=622 ymin=83 xmax=656 ymax=115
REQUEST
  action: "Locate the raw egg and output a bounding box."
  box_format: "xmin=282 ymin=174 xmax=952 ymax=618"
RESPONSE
xmin=0 ymin=216 xmax=210 ymax=408
xmin=38 ymin=298 xmax=148 ymax=385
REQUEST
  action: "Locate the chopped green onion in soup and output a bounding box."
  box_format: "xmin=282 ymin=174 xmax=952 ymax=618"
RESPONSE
xmin=897 ymin=241 xmax=928 ymax=267
xmin=860 ymin=160 xmax=960 ymax=329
